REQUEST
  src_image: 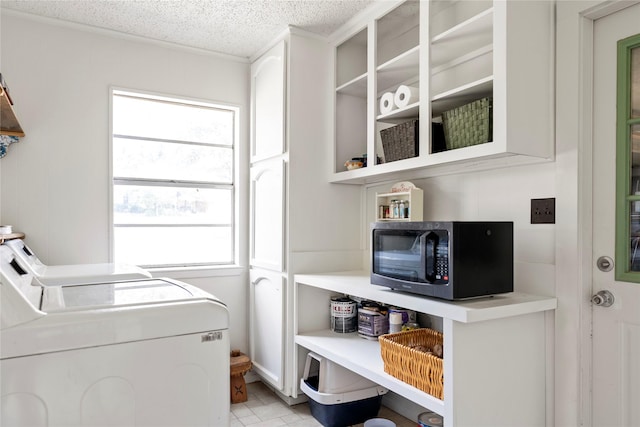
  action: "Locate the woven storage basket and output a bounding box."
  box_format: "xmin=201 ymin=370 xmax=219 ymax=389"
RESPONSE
xmin=378 ymin=328 xmax=444 ymax=400
xmin=442 ymin=97 xmax=493 ymax=150
xmin=380 ymin=119 xmax=419 ymax=163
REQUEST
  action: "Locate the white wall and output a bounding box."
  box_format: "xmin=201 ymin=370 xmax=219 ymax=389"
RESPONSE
xmin=0 ymin=11 xmax=251 ymax=351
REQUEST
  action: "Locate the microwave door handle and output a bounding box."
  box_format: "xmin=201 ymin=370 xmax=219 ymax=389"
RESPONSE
xmin=422 ymin=232 xmax=438 ymax=282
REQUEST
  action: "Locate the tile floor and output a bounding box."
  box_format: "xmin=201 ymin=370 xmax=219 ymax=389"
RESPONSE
xmin=230 ymin=381 xmax=415 ymax=427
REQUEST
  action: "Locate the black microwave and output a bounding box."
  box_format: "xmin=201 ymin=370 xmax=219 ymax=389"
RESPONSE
xmin=371 ymin=221 xmax=513 ymax=300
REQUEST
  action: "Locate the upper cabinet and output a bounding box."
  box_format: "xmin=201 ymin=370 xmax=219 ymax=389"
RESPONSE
xmin=251 ymin=41 xmax=286 ymax=162
xmin=331 ymin=0 xmax=554 ymax=184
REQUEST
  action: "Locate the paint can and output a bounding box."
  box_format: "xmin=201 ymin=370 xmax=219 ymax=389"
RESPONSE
xmin=330 ymin=297 xmax=357 ymax=333
xmin=388 ymin=307 xmax=417 ymax=325
xmin=417 ymin=411 xmax=443 ymax=427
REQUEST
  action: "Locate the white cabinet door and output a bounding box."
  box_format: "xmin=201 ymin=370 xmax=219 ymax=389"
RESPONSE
xmin=249 ymin=268 xmax=284 ymax=390
xmin=250 ymin=158 xmax=284 ymax=271
xmin=251 ymin=40 xmax=286 ymax=162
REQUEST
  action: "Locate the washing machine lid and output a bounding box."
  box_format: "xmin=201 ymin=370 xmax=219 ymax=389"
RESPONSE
xmin=3 ymin=239 xmax=151 ymax=285
xmin=41 ymin=278 xmax=195 ymax=312
xmin=2 ymin=277 xmax=228 ymax=359
xmin=32 ymin=263 xmax=152 ymax=285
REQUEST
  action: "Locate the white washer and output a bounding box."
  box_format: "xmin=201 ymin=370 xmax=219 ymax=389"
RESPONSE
xmin=0 ymin=246 xmax=230 ymax=427
xmin=3 ymin=238 xmax=151 ymax=285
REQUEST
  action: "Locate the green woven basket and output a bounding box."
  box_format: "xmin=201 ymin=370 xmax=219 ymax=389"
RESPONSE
xmin=442 ymin=97 xmax=493 ymax=150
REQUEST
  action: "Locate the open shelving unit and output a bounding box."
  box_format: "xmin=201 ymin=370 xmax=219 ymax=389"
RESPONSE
xmin=293 ymin=271 xmax=557 ymax=426
xmin=330 ymin=0 xmax=554 ymax=185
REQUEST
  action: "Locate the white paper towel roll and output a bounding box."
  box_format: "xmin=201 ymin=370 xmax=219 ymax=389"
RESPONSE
xmin=379 ymin=92 xmax=396 ymax=115
xmin=394 ymin=85 xmax=419 ymax=108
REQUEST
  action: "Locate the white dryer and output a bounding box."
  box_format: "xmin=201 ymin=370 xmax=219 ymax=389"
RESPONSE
xmin=0 ymin=245 xmax=230 ymax=427
xmin=3 ymin=238 xmax=151 ymax=285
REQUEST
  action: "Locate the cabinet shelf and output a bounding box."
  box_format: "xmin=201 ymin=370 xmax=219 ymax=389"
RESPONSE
xmin=376 ymin=45 xmax=420 ymax=93
xmin=432 ymin=44 xmax=493 ymax=77
xmin=431 ymin=76 xmax=493 ymax=116
xmin=376 ymin=101 xmax=419 ymax=122
xmin=432 ymin=7 xmax=493 ymax=44
xmin=336 ymin=72 xmax=368 ymax=97
xmin=295 ymin=330 xmax=445 ymax=414
xmin=430 ymin=8 xmax=493 ymax=69
xmin=295 ymin=272 xmax=556 ymax=323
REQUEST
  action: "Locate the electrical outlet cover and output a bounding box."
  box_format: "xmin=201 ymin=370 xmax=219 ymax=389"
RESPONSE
xmin=531 ymin=198 xmax=555 ymax=224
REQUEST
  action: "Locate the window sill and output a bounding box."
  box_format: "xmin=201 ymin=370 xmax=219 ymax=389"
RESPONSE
xmin=148 ymin=264 xmax=245 ymax=280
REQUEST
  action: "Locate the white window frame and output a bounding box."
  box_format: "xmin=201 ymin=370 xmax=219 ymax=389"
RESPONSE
xmin=109 ymin=87 xmax=240 ymax=273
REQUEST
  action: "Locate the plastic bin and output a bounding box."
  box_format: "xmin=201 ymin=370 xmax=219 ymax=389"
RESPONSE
xmin=300 ymin=352 xmax=388 ymax=427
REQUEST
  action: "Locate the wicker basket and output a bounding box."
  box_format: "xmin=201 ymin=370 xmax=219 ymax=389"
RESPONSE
xmin=378 ymin=328 xmax=444 ymax=400
xmin=380 ymin=119 xmax=419 ymax=163
xmin=442 ymin=97 xmax=493 ymax=150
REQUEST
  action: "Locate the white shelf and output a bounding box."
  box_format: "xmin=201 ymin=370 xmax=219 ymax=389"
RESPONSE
xmin=336 ymin=72 xmax=368 ymax=98
xmin=432 ymin=7 xmax=493 ymax=44
xmin=376 ymin=46 xmax=420 ymax=92
xmin=430 ymin=8 xmax=493 ymax=69
xmin=295 ymin=271 xmax=557 ymax=323
xmin=295 ymin=330 xmax=445 ymax=414
xmin=431 ymin=76 xmax=493 ymax=116
xmin=431 ymin=44 xmax=493 ymax=76
xmin=376 ymin=101 xmax=419 ymax=122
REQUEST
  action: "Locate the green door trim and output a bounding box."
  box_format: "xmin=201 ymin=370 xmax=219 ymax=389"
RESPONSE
xmin=615 ymin=33 xmax=640 ymax=282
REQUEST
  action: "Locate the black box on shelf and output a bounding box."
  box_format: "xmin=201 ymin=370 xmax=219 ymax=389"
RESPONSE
xmin=380 ymin=119 xmax=419 ymax=163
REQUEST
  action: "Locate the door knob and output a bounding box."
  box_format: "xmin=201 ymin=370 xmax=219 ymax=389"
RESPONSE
xmin=591 ymin=290 xmax=615 ymax=307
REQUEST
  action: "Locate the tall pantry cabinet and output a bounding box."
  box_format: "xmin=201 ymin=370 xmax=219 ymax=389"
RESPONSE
xmin=249 ymin=29 xmax=362 ymax=398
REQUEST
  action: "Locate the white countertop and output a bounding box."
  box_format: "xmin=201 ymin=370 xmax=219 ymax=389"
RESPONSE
xmin=294 ymin=271 xmax=557 ymax=323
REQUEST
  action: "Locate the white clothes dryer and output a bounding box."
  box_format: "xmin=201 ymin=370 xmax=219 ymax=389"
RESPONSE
xmin=3 ymin=238 xmax=151 ymax=285
xmin=0 ymin=245 xmax=230 ymax=427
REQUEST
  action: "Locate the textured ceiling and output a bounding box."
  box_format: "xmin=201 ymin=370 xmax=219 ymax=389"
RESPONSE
xmin=0 ymin=0 xmax=377 ymax=58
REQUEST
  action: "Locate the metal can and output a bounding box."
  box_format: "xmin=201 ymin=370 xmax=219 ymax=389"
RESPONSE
xmin=388 ymin=307 xmax=416 ymax=325
xmin=357 ymin=308 xmax=389 ymax=339
xmin=330 ymin=297 xmax=357 ymax=333
xmin=418 ymin=411 xmax=443 ymax=427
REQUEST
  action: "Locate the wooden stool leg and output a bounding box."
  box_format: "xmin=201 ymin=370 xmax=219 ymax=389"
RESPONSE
xmin=230 ymin=374 xmax=248 ymax=404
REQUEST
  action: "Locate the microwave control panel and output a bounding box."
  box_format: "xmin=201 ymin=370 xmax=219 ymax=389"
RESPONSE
xmin=427 ymin=230 xmax=449 ymax=284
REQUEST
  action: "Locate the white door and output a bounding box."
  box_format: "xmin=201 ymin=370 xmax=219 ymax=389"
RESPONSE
xmin=249 ymin=268 xmax=284 ymax=390
xmin=592 ymin=4 xmax=640 ymax=426
xmin=250 ymin=40 xmax=286 ymax=162
xmin=249 ymin=158 xmax=284 ymax=271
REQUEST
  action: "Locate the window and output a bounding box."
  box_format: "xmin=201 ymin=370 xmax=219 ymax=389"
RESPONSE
xmin=616 ymin=34 xmax=640 ymax=281
xmin=111 ymin=89 xmax=237 ymax=268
